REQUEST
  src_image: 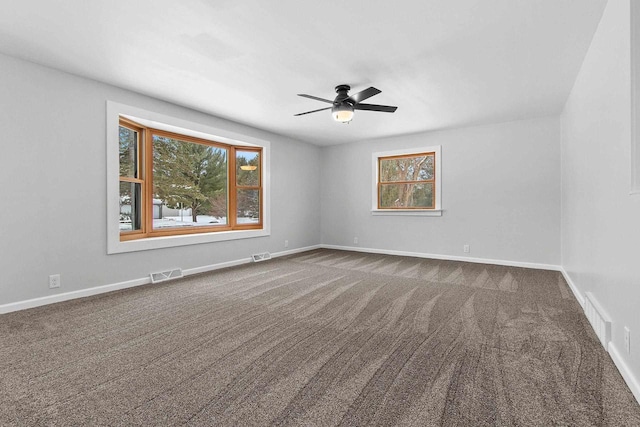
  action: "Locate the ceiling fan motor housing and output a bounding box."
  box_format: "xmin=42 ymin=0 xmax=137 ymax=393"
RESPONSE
xmin=334 ymin=84 xmax=352 ymax=105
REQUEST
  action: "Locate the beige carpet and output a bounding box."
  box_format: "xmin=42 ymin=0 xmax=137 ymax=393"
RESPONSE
xmin=1 ymin=249 xmax=639 ymax=426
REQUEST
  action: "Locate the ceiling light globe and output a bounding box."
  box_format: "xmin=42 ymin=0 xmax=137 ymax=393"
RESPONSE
xmin=332 ymin=103 xmax=354 ymax=123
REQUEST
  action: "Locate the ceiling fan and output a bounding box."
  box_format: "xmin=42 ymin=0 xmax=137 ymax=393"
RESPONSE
xmin=295 ymin=85 xmax=397 ymax=123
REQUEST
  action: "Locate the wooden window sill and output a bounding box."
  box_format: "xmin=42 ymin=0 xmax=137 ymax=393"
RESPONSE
xmin=371 ymin=209 xmax=442 ymax=217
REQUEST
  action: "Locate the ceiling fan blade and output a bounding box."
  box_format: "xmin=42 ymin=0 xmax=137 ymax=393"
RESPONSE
xmin=297 ymin=94 xmax=334 ymax=104
xmin=347 ymin=87 xmax=381 ymax=104
xmin=294 ymin=106 xmax=332 ymax=116
xmin=353 ymin=103 xmax=398 ymax=113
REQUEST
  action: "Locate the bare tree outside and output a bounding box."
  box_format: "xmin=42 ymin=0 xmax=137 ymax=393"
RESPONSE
xmin=379 ymin=154 xmax=434 ymax=208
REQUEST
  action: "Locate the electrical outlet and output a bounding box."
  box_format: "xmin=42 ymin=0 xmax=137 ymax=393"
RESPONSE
xmin=463 ymin=244 xmax=470 ymax=253
xmin=49 ymin=274 xmax=61 ymax=289
xmin=354 ymin=237 xmax=358 ymax=245
xmin=284 ymin=240 xmax=289 ymax=248
xmin=624 ymin=327 xmax=631 ymax=354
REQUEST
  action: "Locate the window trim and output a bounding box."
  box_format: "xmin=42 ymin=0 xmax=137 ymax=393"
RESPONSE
xmin=371 ymin=146 xmax=442 ymax=216
xmin=631 ymin=0 xmax=640 ymax=195
xmin=107 ymin=101 xmax=270 ymax=254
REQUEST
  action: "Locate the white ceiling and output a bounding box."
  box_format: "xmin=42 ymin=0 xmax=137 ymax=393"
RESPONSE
xmin=0 ymin=0 xmax=606 ymax=146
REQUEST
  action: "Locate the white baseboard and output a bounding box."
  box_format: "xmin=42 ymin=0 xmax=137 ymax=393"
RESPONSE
xmin=608 ymin=342 xmax=640 ymax=404
xmin=560 ymin=268 xmax=638 ymax=405
xmin=0 ymin=244 xmax=321 ymax=315
xmin=0 ymin=244 xmax=553 ymax=315
xmin=271 ymin=244 xmax=322 ymax=259
xmin=181 ymin=257 xmax=252 ymax=276
xmin=559 ymin=267 xmax=585 ymax=308
xmin=183 ymin=244 xmax=321 ymax=276
xmin=320 ymin=244 xmax=561 ymax=271
xmin=0 ymin=277 xmax=150 ymax=315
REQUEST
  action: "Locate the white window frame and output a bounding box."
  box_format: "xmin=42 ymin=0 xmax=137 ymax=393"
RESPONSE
xmin=371 ymin=145 xmax=442 ymax=216
xmin=106 ymin=101 xmax=270 ymax=254
xmin=631 ymin=0 xmax=640 ymax=195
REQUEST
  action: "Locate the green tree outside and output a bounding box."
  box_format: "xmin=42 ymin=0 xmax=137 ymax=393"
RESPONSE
xmin=153 ymin=136 xmax=228 ymax=223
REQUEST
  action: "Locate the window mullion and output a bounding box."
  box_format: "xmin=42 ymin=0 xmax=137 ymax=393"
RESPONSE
xmin=144 ymin=129 xmax=153 ymax=236
xmin=229 ymin=147 xmax=237 ymax=228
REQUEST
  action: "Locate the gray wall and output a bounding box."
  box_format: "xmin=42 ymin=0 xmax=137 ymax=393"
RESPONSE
xmin=2 ymin=0 xmax=638 ymax=401
xmin=561 ymin=0 xmax=640 ymax=386
xmin=320 ymin=116 xmax=561 ymax=265
xmin=0 ymin=53 xmax=321 ymax=305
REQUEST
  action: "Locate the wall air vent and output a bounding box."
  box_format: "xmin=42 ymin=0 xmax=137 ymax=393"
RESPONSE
xmin=150 ymin=268 xmax=183 ymax=284
xmin=584 ymin=292 xmax=612 ymax=349
xmin=252 ymin=252 xmax=272 ymax=262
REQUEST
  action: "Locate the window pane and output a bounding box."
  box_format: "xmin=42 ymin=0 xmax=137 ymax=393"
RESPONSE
xmin=380 ymin=154 xmax=434 ymax=182
xmin=119 ymin=126 xmax=138 ymax=178
xmin=236 ymin=151 xmax=260 ymax=186
xmin=120 ymin=181 xmax=141 ymax=231
xmin=379 ymin=182 xmax=434 ymax=208
xmin=237 ymin=189 xmax=260 ymax=224
xmin=152 ymin=135 xmax=228 ymax=229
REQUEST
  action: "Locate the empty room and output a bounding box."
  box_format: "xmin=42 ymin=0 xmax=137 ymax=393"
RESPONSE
xmin=1 ymin=0 xmax=640 ymax=425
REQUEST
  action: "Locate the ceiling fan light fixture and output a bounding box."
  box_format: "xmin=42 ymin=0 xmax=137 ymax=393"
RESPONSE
xmin=295 ymin=85 xmax=396 ymax=122
xmin=240 ymin=165 xmax=257 ymax=171
xmin=332 ymin=103 xmax=354 ymax=123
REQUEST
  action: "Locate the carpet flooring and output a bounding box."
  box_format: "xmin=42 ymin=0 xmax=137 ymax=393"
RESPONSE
xmin=1 ymin=249 xmax=639 ymax=426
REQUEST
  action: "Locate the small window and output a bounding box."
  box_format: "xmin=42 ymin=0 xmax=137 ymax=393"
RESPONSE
xmin=378 ymin=152 xmax=435 ymax=209
xmin=372 ymin=146 xmax=442 ymax=216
